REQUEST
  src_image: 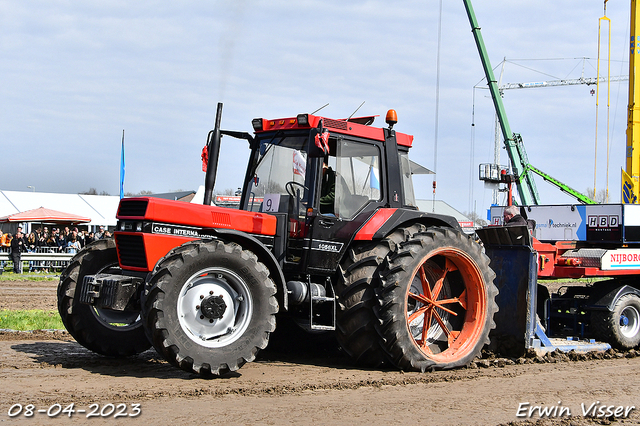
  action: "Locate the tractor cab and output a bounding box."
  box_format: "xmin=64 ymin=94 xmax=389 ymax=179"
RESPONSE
xmin=237 ymin=112 xmax=419 ymax=275
xmin=246 ymin=121 xmax=384 ymax=218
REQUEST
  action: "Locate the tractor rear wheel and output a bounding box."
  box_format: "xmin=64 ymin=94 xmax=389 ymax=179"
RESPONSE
xmin=57 ymin=239 xmax=150 ymax=357
xmin=142 ymin=239 xmax=278 ymax=376
xmin=377 ymin=226 xmax=498 ymax=372
xmin=335 ymin=229 xmax=405 ymax=367
xmin=592 ymin=293 xmax=640 ymax=350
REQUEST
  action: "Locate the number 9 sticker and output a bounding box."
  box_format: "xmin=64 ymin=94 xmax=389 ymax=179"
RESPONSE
xmin=262 ymin=194 xmax=281 ymax=213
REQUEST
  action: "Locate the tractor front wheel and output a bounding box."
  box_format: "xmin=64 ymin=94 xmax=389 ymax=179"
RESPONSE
xmin=377 ymin=226 xmax=498 ymax=372
xmin=142 ymin=239 xmax=278 ymax=376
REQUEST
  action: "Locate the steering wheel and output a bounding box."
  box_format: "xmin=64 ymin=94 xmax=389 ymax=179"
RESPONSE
xmin=285 ymin=181 xmax=308 ymax=202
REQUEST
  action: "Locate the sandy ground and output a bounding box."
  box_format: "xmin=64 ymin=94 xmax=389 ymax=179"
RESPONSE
xmin=0 ymin=279 xmax=59 ymax=311
xmin=0 ymin=279 xmax=639 ymax=425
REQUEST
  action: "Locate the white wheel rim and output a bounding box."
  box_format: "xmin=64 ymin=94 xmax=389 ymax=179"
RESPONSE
xmin=620 ymin=305 xmax=640 ymax=339
xmin=177 ymin=267 xmax=253 ymax=348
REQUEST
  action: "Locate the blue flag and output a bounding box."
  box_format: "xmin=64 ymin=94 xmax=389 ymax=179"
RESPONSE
xmin=120 ymin=130 xmax=125 ymax=199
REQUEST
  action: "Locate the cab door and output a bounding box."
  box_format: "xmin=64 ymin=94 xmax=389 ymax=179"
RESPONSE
xmin=306 ymin=138 xmax=384 ymax=273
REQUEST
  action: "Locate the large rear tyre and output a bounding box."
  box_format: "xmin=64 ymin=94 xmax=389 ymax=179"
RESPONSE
xmin=57 ymin=239 xmax=150 ymax=357
xmin=142 ymin=239 xmax=278 ymax=376
xmin=377 ymin=226 xmax=498 ymax=372
xmin=335 ymin=229 xmax=405 ymax=367
xmin=592 ymin=293 xmax=640 ymax=350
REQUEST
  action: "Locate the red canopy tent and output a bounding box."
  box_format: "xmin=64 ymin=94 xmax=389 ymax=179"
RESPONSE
xmin=0 ymin=207 xmax=91 ymax=224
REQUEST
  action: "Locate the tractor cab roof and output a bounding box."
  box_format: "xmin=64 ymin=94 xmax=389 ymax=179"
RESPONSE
xmin=251 ymin=112 xmax=414 ymax=148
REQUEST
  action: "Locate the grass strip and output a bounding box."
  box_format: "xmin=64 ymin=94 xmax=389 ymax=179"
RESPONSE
xmin=0 ymin=310 xmax=64 ymax=331
xmin=0 ymin=272 xmax=58 ymax=282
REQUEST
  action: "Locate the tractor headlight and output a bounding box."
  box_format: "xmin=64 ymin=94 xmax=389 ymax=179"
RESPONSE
xmin=297 ymin=114 xmax=309 ymax=127
xmin=252 ymin=118 xmax=264 ymax=131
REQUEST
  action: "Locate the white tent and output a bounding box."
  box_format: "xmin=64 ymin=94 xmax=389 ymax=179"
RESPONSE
xmin=0 ymin=190 xmax=119 ymax=230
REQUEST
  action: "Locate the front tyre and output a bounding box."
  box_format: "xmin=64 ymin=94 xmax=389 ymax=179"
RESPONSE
xmin=142 ymin=240 xmax=278 ymax=376
xmin=377 ymin=226 xmax=498 ymax=372
xmin=57 ymin=239 xmax=150 ymax=357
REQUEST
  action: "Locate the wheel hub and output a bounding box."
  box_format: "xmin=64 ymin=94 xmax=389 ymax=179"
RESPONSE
xmin=621 ymin=315 xmax=630 ymax=327
xmin=200 ymin=295 xmax=227 ymax=320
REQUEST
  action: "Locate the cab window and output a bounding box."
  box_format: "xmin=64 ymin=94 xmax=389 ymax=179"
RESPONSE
xmin=324 ymin=139 xmax=381 ymax=219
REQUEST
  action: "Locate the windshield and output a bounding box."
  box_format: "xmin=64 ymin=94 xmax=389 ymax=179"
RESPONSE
xmin=248 ymin=132 xmax=383 ymax=219
xmin=250 ymin=134 xmax=310 ymax=214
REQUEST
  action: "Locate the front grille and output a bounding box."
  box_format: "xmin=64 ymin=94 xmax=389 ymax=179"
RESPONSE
xmin=116 ymin=234 xmax=147 ymax=269
xmin=118 ymin=200 xmax=148 ymax=217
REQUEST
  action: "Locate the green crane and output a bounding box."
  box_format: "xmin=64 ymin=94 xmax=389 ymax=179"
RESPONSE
xmin=462 ymin=0 xmax=596 ymax=205
xmin=524 ymin=162 xmax=597 ymax=204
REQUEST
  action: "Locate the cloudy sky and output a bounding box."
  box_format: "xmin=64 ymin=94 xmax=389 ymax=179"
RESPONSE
xmin=0 ymin=1 xmax=632 ymax=216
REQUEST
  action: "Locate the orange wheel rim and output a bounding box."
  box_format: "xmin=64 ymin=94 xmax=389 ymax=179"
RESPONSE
xmin=405 ymin=247 xmax=486 ymax=362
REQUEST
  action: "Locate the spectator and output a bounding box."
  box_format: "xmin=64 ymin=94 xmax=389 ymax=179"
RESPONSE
xmin=94 ymin=226 xmax=105 ymax=240
xmin=86 ymin=232 xmax=95 ymax=245
xmin=26 ymin=232 xmax=37 ymax=272
xmin=10 ymin=231 xmax=25 ymax=273
xmin=46 ymin=232 xmax=57 ymax=249
xmin=15 ymin=226 xmax=27 ymax=247
xmin=37 ymin=231 xmax=48 ymax=248
xmin=0 ymin=231 xmax=6 ymax=269
xmin=26 ymin=233 xmax=37 ymax=252
xmin=56 ymin=230 xmax=67 ymax=252
xmin=78 ymin=230 xmax=86 ymax=248
xmin=67 ymin=236 xmax=81 ymax=254
xmin=69 ymin=229 xmax=78 ymax=244
xmin=104 ymin=230 xmax=112 ymax=238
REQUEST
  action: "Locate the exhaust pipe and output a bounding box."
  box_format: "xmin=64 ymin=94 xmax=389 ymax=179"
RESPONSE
xmin=203 ymin=102 xmax=223 ymax=206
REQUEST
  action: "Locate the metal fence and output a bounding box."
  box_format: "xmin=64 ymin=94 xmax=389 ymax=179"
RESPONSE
xmin=0 ymin=246 xmax=75 ymax=273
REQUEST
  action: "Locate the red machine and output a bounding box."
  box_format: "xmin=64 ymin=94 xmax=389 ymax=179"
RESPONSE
xmin=58 ymin=104 xmax=498 ymax=376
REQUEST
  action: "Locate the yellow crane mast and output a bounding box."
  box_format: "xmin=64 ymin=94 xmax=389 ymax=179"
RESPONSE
xmin=625 ymin=0 xmax=640 ymax=203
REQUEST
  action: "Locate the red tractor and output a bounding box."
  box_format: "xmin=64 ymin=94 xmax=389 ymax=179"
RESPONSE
xmin=57 ymin=103 xmax=498 ymax=376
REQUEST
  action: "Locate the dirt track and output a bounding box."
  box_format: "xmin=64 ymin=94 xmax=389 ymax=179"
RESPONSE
xmin=1 ymin=279 xmax=639 ymax=425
